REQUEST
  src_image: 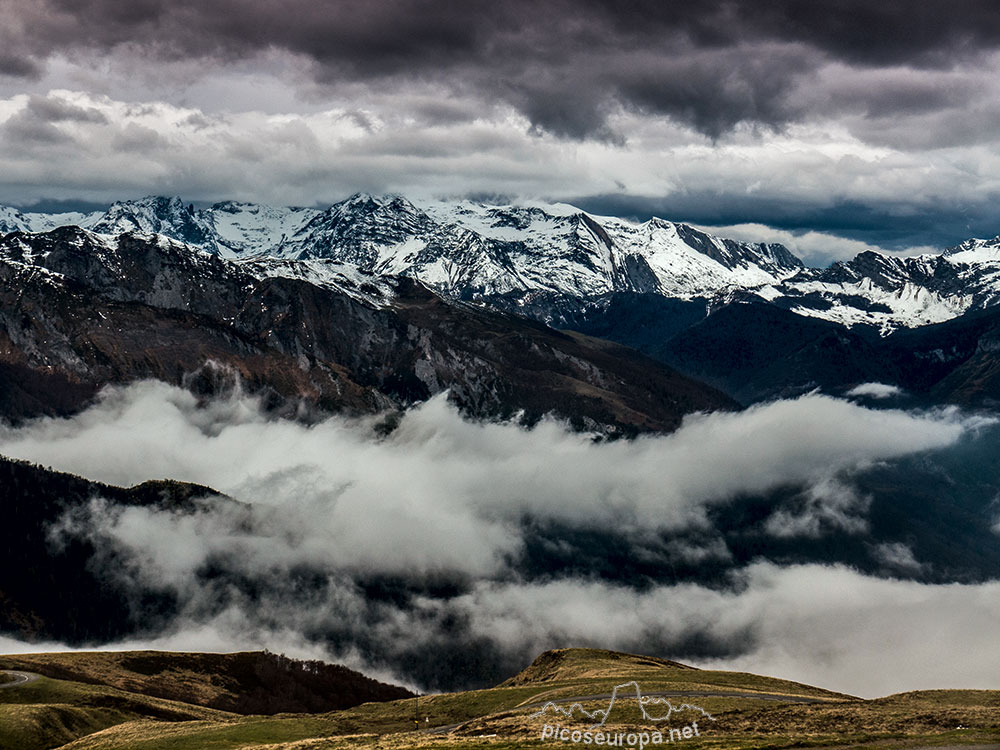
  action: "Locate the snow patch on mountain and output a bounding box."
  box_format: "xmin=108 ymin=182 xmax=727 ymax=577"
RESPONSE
xmin=208 ymin=201 xmax=320 ymax=257
xmin=280 ymin=194 xmax=805 ymax=301
xmin=945 ymin=234 xmax=1000 ymax=264
xmin=243 ymin=256 xmax=396 ymax=308
xmin=0 ymin=222 xmax=395 ymax=312
xmin=0 ymin=205 xmax=102 ymax=234
xmin=5 ymin=193 xmax=1000 ymax=333
xmin=757 ymin=243 xmax=1000 ymax=333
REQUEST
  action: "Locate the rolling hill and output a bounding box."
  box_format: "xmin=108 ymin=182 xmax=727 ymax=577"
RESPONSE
xmin=1 ymin=647 xmax=998 ymax=750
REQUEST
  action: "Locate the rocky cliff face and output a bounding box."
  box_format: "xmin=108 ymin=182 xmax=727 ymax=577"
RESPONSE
xmin=0 ymin=227 xmax=735 ymax=431
xmin=9 ymin=193 xmax=1000 ymax=410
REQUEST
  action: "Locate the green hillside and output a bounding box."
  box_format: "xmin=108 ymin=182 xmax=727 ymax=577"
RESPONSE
xmin=0 ymin=648 xmax=998 ymax=750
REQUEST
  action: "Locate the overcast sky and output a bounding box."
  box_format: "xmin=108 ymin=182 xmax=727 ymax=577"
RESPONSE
xmin=1 ymin=0 xmax=1000 ymax=258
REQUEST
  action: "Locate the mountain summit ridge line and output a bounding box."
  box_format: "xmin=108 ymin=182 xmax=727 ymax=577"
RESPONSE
xmin=4 ymin=193 xmax=1000 ymax=334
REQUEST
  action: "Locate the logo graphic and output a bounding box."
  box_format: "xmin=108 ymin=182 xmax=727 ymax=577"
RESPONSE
xmin=531 ymin=681 xmax=715 ymax=748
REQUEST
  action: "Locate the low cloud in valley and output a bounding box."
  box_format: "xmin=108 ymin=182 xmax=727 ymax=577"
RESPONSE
xmin=1 ymin=382 xmax=998 ymax=695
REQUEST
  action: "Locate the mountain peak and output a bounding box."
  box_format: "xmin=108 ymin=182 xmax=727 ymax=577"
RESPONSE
xmin=944 ymin=234 xmax=1000 ymax=260
xmin=339 ymin=192 xmax=413 ymax=210
xmin=8 ymin=193 xmax=1000 ymax=334
xmin=106 ymin=195 xmax=190 ymax=213
xmin=89 ymin=195 xmax=212 ymax=248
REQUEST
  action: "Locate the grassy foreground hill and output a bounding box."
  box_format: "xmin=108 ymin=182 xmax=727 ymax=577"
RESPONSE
xmin=0 ymin=647 xmax=998 ymax=750
xmin=0 ymin=651 xmax=413 ymax=715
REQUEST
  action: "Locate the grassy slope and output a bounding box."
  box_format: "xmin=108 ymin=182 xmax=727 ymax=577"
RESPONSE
xmin=0 ymin=673 xmax=234 ymax=750
xmin=2 ymin=649 xmax=999 ymax=750
xmin=0 ymin=651 xmax=412 ymax=715
xmin=499 ymin=648 xmax=850 ymax=699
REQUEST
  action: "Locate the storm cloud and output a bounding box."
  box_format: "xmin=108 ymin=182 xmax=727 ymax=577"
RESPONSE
xmin=3 ymin=0 xmax=1000 ymax=140
xmin=1 ymin=3 xmax=1000 ymax=251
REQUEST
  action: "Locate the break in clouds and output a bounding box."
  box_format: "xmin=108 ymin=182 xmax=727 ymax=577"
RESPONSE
xmin=1 ymin=381 xmax=999 ymax=696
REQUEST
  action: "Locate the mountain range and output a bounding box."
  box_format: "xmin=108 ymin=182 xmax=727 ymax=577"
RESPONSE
xmin=7 ymin=193 xmax=1000 ymax=332
xmin=3 ymin=193 xmax=1000 ymax=420
xmin=0 ymin=223 xmax=734 ymax=431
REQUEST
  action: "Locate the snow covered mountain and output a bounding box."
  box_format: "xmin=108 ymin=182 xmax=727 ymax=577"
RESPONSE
xmin=5 ymin=193 xmax=1000 ymax=334
xmin=280 ymin=195 xmax=1000 ymax=334
xmin=0 ymin=205 xmax=103 ymax=235
xmin=752 ymin=244 xmax=1000 ymax=333
xmin=0 ymin=193 xmax=804 ymax=299
xmin=7 ymin=196 xmax=1000 ymax=409
xmin=1 ymin=197 xmax=320 ymax=257
xmin=82 ymin=196 xmax=320 ymax=257
xmin=277 ymin=194 xmax=804 ymax=300
xmin=0 ymin=225 xmax=734 ymax=430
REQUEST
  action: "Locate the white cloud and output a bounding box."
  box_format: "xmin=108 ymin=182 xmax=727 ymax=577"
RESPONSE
xmin=870 ymin=542 xmax=926 ymax=574
xmin=454 ymin=564 xmax=1000 ymax=698
xmin=7 ymin=562 xmax=1000 ymax=698
xmin=693 ymin=222 xmax=938 ymax=265
xmin=764 ymin=477 xmax=871 ymax=538
xmin=847 ymin=383 xmax=905 ymax=400
xmin=0 ymin=382 xmax=995 ymax=694
xmin=0 ymin=382 xmax=975 ymax=578
xmin=0 ymin=88 xmax=997 ymax=261
xmin=83 ymin=563 xmax=1000 ymax=698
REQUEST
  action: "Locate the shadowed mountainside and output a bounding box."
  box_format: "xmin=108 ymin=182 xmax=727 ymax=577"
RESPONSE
xmin=0 ymin=227 xmax=736 ymax=433
xmin=0 ymin=455 xmax=228 ymax=644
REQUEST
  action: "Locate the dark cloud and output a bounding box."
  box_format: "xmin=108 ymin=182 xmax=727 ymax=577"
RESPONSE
xmin=732 ymin=0 xmax=1000 ymax=66
xmin=0 ymin=52 xmax=42 ymax=78
xmin=111 ymin=122 xmax=167 ymax=152
xmin=2 ymin=0 xmax=999 ymax=139
xmin=1 ymin=112 xmax=74 ymax=145
xmin=24 ymin=93 xmax=108 ymax=124
xmin=573 ymin=193 xmax=1000 ymax=253
xmin=610 ymin=45 xmax=813 ymax=138
xmin=15 ymin=197 xmax=109 ymax=213
xmin=0 ymin=93 xmax=106 ymax=148
xmin=822 ymin=71 xmax=982 ymax=117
